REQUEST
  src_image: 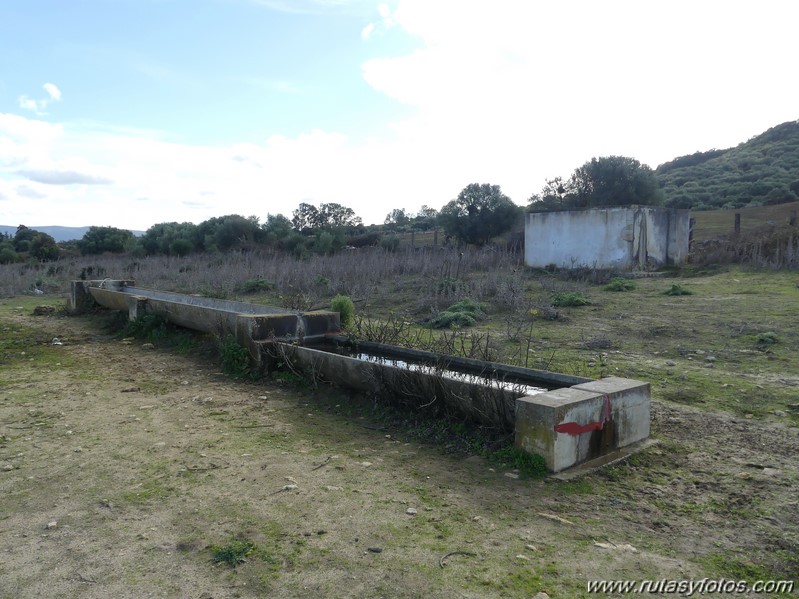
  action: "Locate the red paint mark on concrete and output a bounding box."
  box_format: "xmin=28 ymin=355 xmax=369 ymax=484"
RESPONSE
xmin=553 ymin=421 xmax=603 ymax=435
xmin=554 ymin=395 xmax=612 ymax=436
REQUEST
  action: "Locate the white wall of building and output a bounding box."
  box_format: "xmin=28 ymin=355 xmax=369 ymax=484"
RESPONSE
xmin=524 ymin=206 xmax=690 ymax=269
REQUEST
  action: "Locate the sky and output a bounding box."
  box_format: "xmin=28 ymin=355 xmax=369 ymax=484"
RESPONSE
xmin=1 ymin=0 xmax=797 ymax=231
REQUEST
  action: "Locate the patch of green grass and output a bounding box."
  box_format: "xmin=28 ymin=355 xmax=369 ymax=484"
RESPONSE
xmin=661 ymin=386 xmax=705 ymax=405
xmin=122 ymin=313 xmax=168 ymax=339
xmin=701 ymin=552 xmax=778 ymax=581
xmin=120 ymin=478 xmax=174 ymax=504
xmin=603 ymin=277 xmax=636 ymax=292
xmin=218 ymin=335 xmax=252 ymax=379
xmin=238 ymin=277 xmax=274 ymax=294
xmin=663 ymin=283 xmax=694 ymax=296
xmin=555 ymin=479 xmax=594 ymax=495
xmin=0 ymin=321 xmax=74 ymax=369
xmin=210 ymin=538 xmax=257 ymax=567
xmin=489 ymin=445 xmax=548 ymax=479
xmin=551 ymin=291 xmax=590 ymax=307
xmin=118 ymin=313 xmax=201 ymax=354
xmin=756 ymin=331 xmax=779 ymax=345
xmin=430 ymin=298 xmax=487 ymax=329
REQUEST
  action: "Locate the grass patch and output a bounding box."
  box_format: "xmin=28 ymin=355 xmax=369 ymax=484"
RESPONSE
xmin=756 ymin=331 xmax=779 ymax=345
xmin=603 ymin=277 xmax=636 ymax=292
xmin=218 ymin=335 xmax=252 ymax=379
xmin=701 ymin=552 xmax=779 ymax=581
xmin=551 ymin=291 xmax=590 ymax=307
xmin=554 ymin=479 xmax=594 ymax=495
xmin=430 ymin=298 xmax=486 ymax=329
xmin=238 ymin=276 xmax=275 ymax=294
xmin=210 ymin=538 xmax=257 ymax=567
xmin=488 ymin=445 xmax=548 ymax=479
xmin=663 ymin=283 xmax=694 ymax=296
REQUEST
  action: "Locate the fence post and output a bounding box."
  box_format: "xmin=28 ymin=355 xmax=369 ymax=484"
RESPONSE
xmin=734 ymin=212 xmax=741 ymax=235
xmin=790 ymin=210 xmax=797 ymax=227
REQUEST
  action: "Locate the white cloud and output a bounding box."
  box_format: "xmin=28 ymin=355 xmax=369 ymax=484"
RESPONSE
xmin=15 ymin=184 xmax=47 ymax=200
xmin=17 ymin=169 xmax=112 ymax=186
xmin=359 ymin=0 xmax=799 ymax=204
xmin=361 ymin=22 xmax=374 ymax=39
xmin=17 ymin=83 xmax=63 ymax=115
xmin=43 ymin=83 xmax=62 ymax=101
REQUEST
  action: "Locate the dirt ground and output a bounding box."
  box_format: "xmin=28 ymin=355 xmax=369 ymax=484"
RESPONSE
xmin=1 ymin=300 xmax=797 ymax=598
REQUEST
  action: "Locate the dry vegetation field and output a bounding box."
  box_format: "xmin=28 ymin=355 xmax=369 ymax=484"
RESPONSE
xmin=1 ymin=246 xmax=798 ymax=597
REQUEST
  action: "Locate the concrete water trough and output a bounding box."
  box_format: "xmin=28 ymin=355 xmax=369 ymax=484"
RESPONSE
xmin=70 ymin=279 xmax=651 ymax=472
xmin=68 ymin=279 xmax=340 ymax=363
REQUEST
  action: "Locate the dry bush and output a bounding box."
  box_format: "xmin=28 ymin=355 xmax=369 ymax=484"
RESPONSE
xmin=0 ymin=245 xmax=525 ymax=304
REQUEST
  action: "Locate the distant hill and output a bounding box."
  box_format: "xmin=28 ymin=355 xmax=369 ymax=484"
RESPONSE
xmin=0 ymin=225 xmax=144 ymax=242
xmin=656 ymin=120 xmax=799 ymax=210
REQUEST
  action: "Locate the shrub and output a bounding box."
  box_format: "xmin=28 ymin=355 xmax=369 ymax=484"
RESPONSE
xmin=0 ymin=247 xmax=19 ymax=264
xmin=436 ymin=277 xmax=464 ymax=295
xmin=663 ymin=284 xmax=694 ymax=296
xmin=238 ymin=277 xmax=274 ymax=294
xmin=604 ymin=277 xmax=636 ymax=292
xmin=380 ymin=235 xmax=400 ymax=252
xmin=219 ymin=336 xmax=251 ymax=378
xmin=331 ymin=294 xmax=355 ymax=328
xmin=551 ymin=291 xmax=590 ymax=307
xmin=123 ymin=314 xmax=168 ymax=340
xmin=430 ymin=298 xmax=486 ymax=329
xmin=756 ymin=331 xmax=779 ymax=345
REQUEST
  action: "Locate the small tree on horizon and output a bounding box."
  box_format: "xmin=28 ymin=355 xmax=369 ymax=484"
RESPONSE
xmin=438 ymin=183 xmax=522 ymax=246
xmin=529 ymin=156 xmax=663 ymax=212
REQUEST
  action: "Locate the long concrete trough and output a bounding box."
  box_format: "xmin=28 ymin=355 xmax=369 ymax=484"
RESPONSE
xmin=68 ymin=279 xmax=341 ymax=363
xmin=70 ymin=279 xmax=651 ymax=472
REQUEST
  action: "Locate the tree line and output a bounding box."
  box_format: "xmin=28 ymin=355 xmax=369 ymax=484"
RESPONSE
xmin=15 ymin=142 xmax=785 ymax=264
xmin=69 ymin=155 xmax=662 ymax=259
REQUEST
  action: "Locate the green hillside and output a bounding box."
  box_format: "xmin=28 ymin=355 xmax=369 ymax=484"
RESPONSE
xmin=657 ymin=120 xmax=799 ymax=210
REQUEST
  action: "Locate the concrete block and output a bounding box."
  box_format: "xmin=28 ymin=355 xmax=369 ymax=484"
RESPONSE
xmin=68 ymin=281 xmax=95 ymax=314
xmin=515 ymin=376 xmax=651 ymax=472
xmin=301 ymin=311 xmax=341 ymax=339
xmin=237 ymin=314 xmax=300 ymax=342
xmin=70 ymin=280 xmax=135 ymax=314
xmin=127 ymin=296 xmax=149 ymax=320
xmin=572 ymin=376 xmax=651 ymax=447
xmin=515 ymin=388 xmax=606 ymax=472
